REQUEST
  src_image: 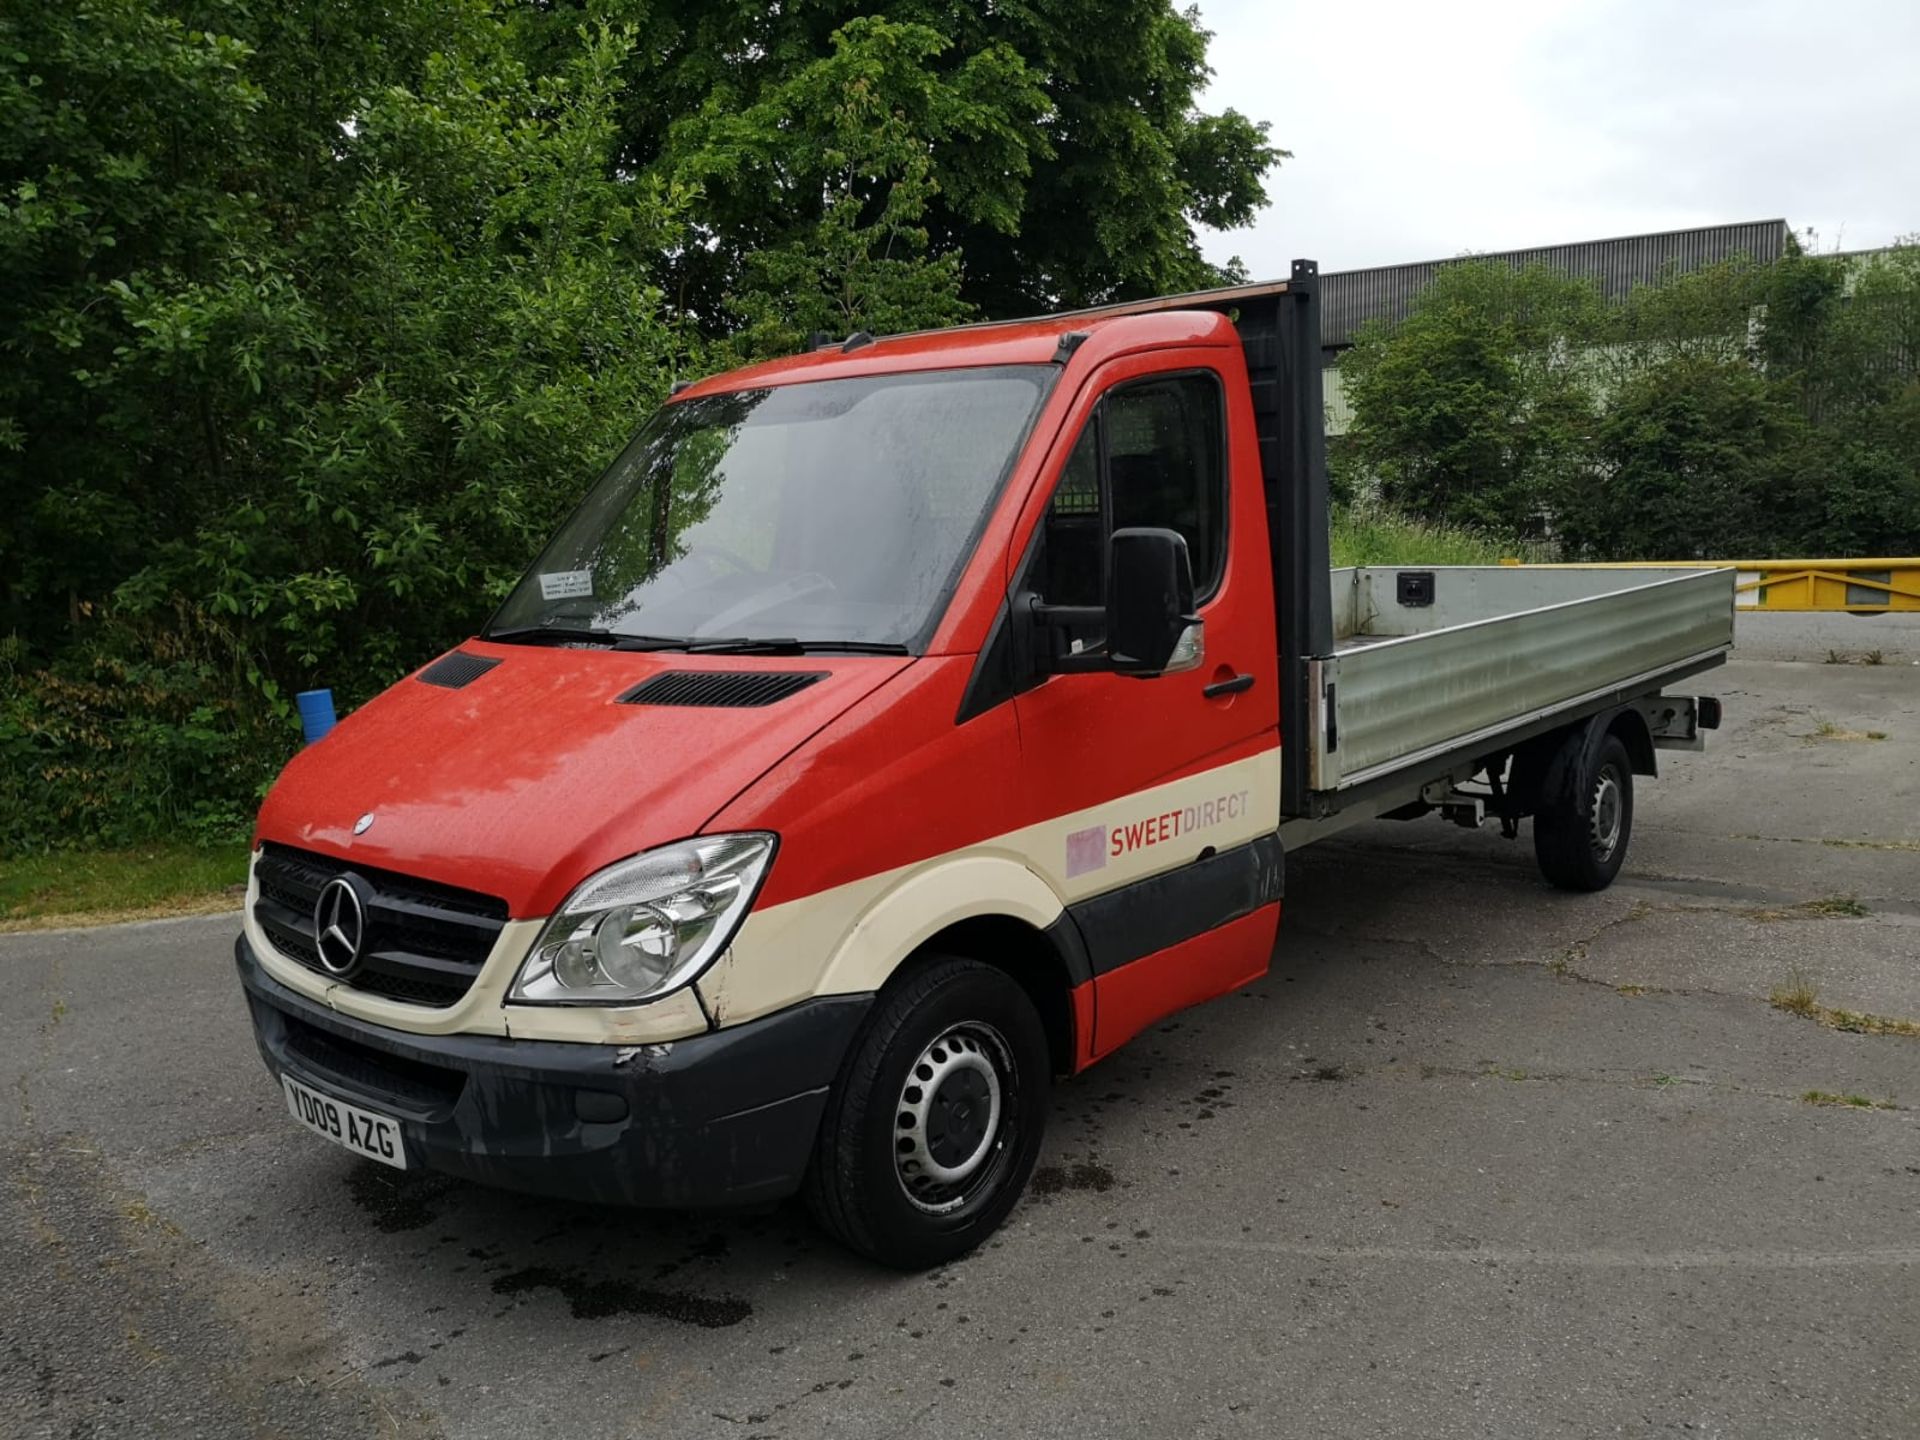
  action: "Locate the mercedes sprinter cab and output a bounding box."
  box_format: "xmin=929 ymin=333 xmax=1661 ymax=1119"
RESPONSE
xmin=236 ymin=264 xmax=1730 ymax=1268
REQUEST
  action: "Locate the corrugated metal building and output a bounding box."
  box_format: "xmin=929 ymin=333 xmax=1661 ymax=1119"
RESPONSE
xmin=1320 ymin=218 xmax=1793 ymax=431
xmin=1321 ymin=218 xmax=1791 ymax=350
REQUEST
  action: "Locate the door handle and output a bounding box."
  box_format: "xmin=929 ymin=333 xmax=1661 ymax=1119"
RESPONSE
xmin=1203 ymin=673 xmax=1256 ymax=699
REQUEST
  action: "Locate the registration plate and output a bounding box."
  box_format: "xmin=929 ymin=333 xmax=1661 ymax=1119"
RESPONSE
xmin=281 ymin=1074 xmax=407 ymax=1170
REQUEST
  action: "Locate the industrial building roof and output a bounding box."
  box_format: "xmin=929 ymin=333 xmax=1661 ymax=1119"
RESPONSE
xmin=1320 ymin=218 xmax=1792 ymax=348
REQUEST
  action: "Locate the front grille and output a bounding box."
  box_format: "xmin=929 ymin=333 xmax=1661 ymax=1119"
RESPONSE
xmin=282 ymin=1014 xmax=466 ymax=1112
xmin=253 ymin=843 xmax=508 ymax=1008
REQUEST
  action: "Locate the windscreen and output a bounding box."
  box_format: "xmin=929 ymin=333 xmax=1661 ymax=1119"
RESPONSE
xmin=490 ymin=366 xmax=1053 ymax=650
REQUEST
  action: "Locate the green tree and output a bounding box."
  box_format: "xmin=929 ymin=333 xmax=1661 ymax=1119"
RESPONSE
xmin=1559 ymin=356 xmax=1801 ymax=560
xmin=669 ymin=15 xmax=1044 ymax=353
xmin=518 ymin=0 xmax=1284 ymax=329
xmin=0 ymin=0 xmax=1285 ymax=850
xmin=0 ymin=4 xmax=687 ymax=846
xmin=1336 ymin=262 xmax=1604 ymax=536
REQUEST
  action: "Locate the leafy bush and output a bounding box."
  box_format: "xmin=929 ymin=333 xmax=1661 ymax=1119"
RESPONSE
xmin=1559 ymin=356 xmax=1795 ymax=559
xmin=1335 ymin=263 xmax=1603 ymax=539
xmin=1339 ymin=244 xmax=1920 ymax=561
xmin=0 ymin=631 xmax=266 ymax=851
xmin=0 ymin=0 xmax=1282 ymax=852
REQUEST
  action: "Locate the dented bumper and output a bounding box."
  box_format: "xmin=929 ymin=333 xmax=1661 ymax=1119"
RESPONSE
xmin=235 ymin=934 xmax=870 ymax=1208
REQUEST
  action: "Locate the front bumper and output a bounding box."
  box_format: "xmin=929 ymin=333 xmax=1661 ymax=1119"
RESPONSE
xmin=236 ymin=934 xmax=870 ymax=1208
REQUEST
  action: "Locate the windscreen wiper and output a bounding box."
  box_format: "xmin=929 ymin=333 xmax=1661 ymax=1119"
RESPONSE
xmin=491 ymin=629 xmax=912 ymax=655
xmin=483 ymin=624 xmax=620 ymax=646
xmin=672 ymin=637 xmax=912 ymax=656
xmin=791 ymin=640 xmax=912 ymax=655
xmin=608 ymin=633 xmax=704 ymax=651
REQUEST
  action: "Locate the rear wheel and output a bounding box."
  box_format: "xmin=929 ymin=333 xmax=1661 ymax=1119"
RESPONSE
xmin=1534 ymin=731 xmax=1634 ymax=892
xmin=803 ymin=956 xmax=1050 ymax=1269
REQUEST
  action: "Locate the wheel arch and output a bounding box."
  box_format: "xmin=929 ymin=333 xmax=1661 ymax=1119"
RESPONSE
xmin=1605 ymin=705 xmax=1658 ymax=777
xmin=895 ymin=914 xmax=1086 ymax=1077
xmin=809 ymin=855 xmax=1086 ymax=1076
xmin=1509 ymin=702 xmax=1656 ymax=811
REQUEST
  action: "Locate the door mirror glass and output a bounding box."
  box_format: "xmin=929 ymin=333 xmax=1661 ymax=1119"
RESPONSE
xmin=1106 ymin=527 xmax=1200 ymax=676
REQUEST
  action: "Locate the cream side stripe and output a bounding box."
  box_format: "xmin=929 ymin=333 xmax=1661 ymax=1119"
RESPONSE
xmin=247 ymin=748 xmax=1279 ymax=1045
xmin=699 ymin=749 xmax=1280 ymax=1027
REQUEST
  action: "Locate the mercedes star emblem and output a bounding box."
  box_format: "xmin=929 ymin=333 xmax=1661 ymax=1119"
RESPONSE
xmin=313 ymin=875 xmax=369 ymax=977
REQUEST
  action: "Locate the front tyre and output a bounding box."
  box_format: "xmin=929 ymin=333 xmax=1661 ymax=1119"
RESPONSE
xmin=803 ymin=957 xmax=1050 ymax=1269
xmin=1534 ymin=731 xmax=1635 ymax=892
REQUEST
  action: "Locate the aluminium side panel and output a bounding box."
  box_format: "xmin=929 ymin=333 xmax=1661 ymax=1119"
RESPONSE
xmin=1319 ymin=568 xmax=1734 ymax=788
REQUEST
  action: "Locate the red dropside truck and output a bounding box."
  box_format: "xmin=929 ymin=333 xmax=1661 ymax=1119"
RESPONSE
xmin=237 ymin=263 xmax=1732 ymax=1266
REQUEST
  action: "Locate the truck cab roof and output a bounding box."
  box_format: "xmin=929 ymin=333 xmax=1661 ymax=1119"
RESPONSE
xmin=672 ymin=278 xmax=1300 ymax=400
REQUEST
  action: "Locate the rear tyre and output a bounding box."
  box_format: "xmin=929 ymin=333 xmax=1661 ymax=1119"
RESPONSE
xmin=802 ymin=956 xmax=1050 ymax=1269
xmin=1534 ymin=731 xmax=1634 ymax=892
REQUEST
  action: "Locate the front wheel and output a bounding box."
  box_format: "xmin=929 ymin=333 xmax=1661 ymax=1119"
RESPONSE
xmin=1534 ymin=731 xmax=1634 ymax=892
xmin=803 ymin=956 xmax=1050 ymax=1269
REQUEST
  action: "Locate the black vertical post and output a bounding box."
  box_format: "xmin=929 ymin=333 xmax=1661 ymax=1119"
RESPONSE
xmin=1274 ymin=258 xmax=1334 ymax=817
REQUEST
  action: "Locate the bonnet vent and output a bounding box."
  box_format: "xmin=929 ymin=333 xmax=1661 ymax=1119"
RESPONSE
xmin=619 ymin=671 xmax=827 ymax=709
xmin=417 ymin=651 xmax=501 ymax=690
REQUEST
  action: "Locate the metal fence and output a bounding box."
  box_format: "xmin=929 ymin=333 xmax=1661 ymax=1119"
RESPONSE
xmin=1503 ymin=558 xmax=1920 ymax=612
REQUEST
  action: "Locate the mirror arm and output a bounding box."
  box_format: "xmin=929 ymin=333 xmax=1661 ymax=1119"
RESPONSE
xmin=1027 ymin=600 xmax=1102 ymax=629
xmin=1020 ymin=594 xmax=1111 ymax=676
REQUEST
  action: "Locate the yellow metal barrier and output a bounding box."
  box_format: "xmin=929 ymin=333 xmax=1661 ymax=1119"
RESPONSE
xmin=1498 ymin=558 xmax=1920 ymax=612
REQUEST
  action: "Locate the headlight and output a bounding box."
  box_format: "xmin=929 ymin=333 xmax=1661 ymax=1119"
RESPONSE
xmin=510 ymin=834 xmax=775 ymax=1004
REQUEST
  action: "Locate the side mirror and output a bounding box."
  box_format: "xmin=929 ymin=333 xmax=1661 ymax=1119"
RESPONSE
xmin=1106 ymin=527 xmax=1202 ymax=677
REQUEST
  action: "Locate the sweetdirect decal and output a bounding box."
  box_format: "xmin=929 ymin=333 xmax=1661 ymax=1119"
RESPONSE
xmin=1064 ymin=789 xmax=1251 ymax=878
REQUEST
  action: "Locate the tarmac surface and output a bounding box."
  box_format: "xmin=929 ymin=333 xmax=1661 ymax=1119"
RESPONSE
xmin=5 ymin=613 xmax=1917 ymax=1439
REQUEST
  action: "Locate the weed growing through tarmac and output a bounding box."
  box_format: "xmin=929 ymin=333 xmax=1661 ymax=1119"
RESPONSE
xmin=1769 ymin=969 xmax=1920 ymax=1038
xmin=1749 ymin=894 xmax=1870 ymax=922
xmin=1770 ymin=968 xmax=1821 ymax=1018
xmin=1801 ymin=1090 xmax=1900 ymax=1110
xmin=1731 ymin=834 xmax=1920 ymax=853
xmin=1811 ymin=717 xmax=1884 ymax=741
xmin=1818 ymin=1006 xmax=1920 ymax=1038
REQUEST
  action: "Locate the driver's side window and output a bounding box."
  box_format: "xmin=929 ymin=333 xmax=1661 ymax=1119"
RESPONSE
xmin=1029 ymin=371 xmax=1227 ymax=648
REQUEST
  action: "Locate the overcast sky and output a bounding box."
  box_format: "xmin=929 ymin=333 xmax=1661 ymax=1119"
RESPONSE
xmin=1190 ymin=0 xmax=1920 ymax=278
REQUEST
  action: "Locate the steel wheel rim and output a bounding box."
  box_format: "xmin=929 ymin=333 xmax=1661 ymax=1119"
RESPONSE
xmin=893 ymin=1021 xmax=1013 ymax=1215
xmin=1590 ymin=767 xmax=1624 ymax=859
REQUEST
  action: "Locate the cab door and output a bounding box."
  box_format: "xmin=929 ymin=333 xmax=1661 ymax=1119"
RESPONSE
xmin=1010 ymin=348 xmax=1283 ymax=1058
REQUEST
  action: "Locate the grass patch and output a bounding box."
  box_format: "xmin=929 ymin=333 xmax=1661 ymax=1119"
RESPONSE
xmin=1820 ymin=1006 xmax=1920 ymax=1038
xmin=1769 ymin=970 xmax=1920 ymax=1038
xmin=1732 ymin=835 xmax=1920 ymax=853
xmin=1801 ymin=1090 xmax=1900 ymax=1110
xmin=1329 ymin=503 xmax=1546 ymax=568
xmin=0 ymin=842 xmax=250 ymax=930
xmin=1811 ymin=718 xmax=1883 ymax=742
xmin=1769 ymin=968 xmax=1821 ymax=1017
xmin=1749 ymin=893 xmax=1871 ymax=922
